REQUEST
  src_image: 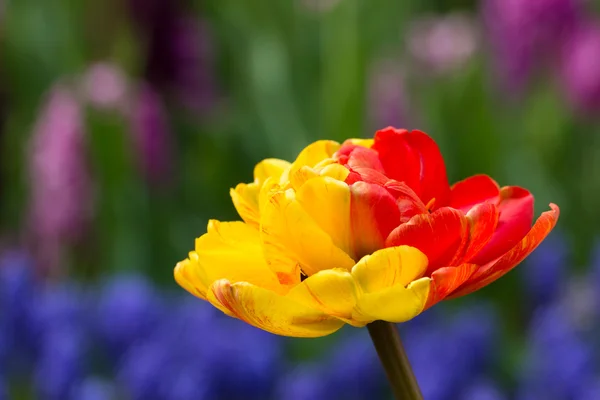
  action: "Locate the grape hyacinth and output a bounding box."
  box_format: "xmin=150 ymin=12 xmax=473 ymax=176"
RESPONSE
xmin=2 ymin=234 xmax=600 ymax=399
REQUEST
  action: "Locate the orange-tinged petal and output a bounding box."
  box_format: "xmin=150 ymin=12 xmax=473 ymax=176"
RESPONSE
xmin=351 ymin=246 xmax=428 ymax=293
xmin=261 ymin=189 xmax=356 ymax=280
xmin=424 ymin=263 xmax=478 ymax=309
xmin=287 ymin=268 xmax=358 ymax=321
xmin=194 ymin=220 xmax=281 ymax=292
xmin=295 ymin=176 xmax=353 ymax=257
xmin=349 ymin=181 xmax=401 ymax=258
xmin=208 ymin=279 xmax=345 ymax=337
xmin=352 ymin=278 xmax=431 ymax=323
xmin=471 ymin=186 xmax=534 ymax=265
xmin=462 ymin=203 xmax=499 ymax=263
xmin=385 ymin=207 xmax=469 ymax=274
xmin=448 ymin=203 xmax=560 ymax=298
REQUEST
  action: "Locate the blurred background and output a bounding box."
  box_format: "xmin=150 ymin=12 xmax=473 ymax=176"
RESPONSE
xmin=2 ymin=0 xmax=600 ymax=399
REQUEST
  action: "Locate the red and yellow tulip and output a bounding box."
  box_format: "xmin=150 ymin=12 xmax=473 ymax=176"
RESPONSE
xmin=175 ymin=128 xmax=559 ymax=337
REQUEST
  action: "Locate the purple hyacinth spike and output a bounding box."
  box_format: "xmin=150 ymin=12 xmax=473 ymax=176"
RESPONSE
xmin=560 ymin=21 xmax=600 ymax=114
xmin=129 ymin=84 xmax=172 ymax=186
xmin=482 ymin=0 xmax=582 ymax=92
xmin=27 ymin=85 xmax=93 ymax=275
xmin=407 ymin=13 xmax=479 ymax=76
xmin=81 ymin=63 xmax=129 ymax=111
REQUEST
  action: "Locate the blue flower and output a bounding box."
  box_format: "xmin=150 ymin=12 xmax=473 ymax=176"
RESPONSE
xmin=96 ymin=274 xmax=164 ymax=359
xmin=34 ymin=327 xmax=87 ymax=400
xmin=521 ymin=231 xmax=568 ymax=306
xmin=274 ymin=365 xmax=332 ymax=400
xmin=70 ymin=377 xmax=117 ymax=400
xmin=461 ymin=379 xmax=506 ymax=400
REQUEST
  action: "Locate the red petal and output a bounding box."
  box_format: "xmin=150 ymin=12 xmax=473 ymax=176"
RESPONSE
xmin=471 ymin=186 xmax=534 ymax=265
xmin=372 ymin=128 xmax=450 ymax=208
xmin=462 ymin=203 xmax=499 ymax=263
xmin=402 ymin=130 xmax=451 ymax=208
xmin=447 ymin=204 xmax=560 ymax=299
xmin=384 ymin=180 xmax=429 ymax=222
xmin=424 ymin=263 xmax=478 ymax=309
xmin=372 ymin=127 xmax=422 ymax=195
xmin=449 ymin=175 xmax=500 ymax=212
xmin=350 ymin=181 xmax=401 ymax=258
xmin=385 ymin=207 xmax=469 ymax=274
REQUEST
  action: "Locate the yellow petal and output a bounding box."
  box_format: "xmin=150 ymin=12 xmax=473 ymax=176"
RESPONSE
xmin=194 ymin=220 xmax=281 ymax=292
xmin=280 ymin=140 xmax=340 ymax=184
xmin=208 ymin=279 xmax=345 ymax=337
xmin=261 ymin=189 xmax=356 ymax=279
xmin=230 ymin=159 xmax=291 ymax=225
xmin=344 ymin=138 xmax=374 ymax=148
xmin=295 ymin=176 xmax=353 ymax=257
xmin=230 ymin=184 xmax=260 ymax=226
xmin=319 ymin=163 xmax=350 ymax=181
xmin=174 ymin=253 xmax=209 ymax=299
xmin=352 ymin=277 xmax=431 ymax=323
xmin=254 ymin=158 xmax=291 ymax=183
xmin=351 ymin=246 xmax=428 ymax=293
xmin=287 ymin=268 xmax=357 ymax=320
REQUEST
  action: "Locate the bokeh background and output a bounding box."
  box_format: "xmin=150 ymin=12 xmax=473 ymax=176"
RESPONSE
xmin=2 ymin=0 xmax=600 ymax=399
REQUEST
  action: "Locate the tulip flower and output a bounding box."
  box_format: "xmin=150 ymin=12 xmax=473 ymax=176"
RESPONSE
xmin=175 ymin=127 xmax=559 ymax=399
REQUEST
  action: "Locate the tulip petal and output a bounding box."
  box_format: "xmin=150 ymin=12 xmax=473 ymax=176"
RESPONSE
xmin=385 ymin=207 xmax=469 ymax=273
xmin=448 ymin=204 xmax=560 ymax=298
xmin=372 ymin=128 xmax=450 ymax=207
xmin=351 ymin=246 xmax=428 ymax=293
xmin=287 ymin=268 xmax=358 ymax=320
xmin=174 ymin=254 xmax=210 ymax=300
xmin=462 ymin=203 xmax=499 ymax=262
xmin=342 ymin=138 xmax=375 ymax=148
xmin=230 ymin=158 xmax=291 ymax=225
xmin=295 ymin=176 xmax=353 ymax=257
xmin=352 ymin=278 xmax=431 ymax=323
xmin=401 ymin=130 xmax=451 ymax=208
xmin=261 ymin=189 xmax=356 ymax=280
xmin=424 ymin=263 xmax=478 ymax=309
xmin=471 ymin=186 xmax=534 ymax=265
xmin=193 ymin=220 xmax=281 ymax=292
xmin=209 ymin=279 xmax=345 ymax=337
xmin=349 ymin=181 xmax=401 ymax=258
xmin=281 ymin=140 xmax=340 ymax=184
xmin=372 ymin=127 xmax=422 ymax=194
xmin=449 ymin=174 xmax=500 ymax=212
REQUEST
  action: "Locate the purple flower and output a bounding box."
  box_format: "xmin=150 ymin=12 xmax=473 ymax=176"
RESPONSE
xmin=461 ymin=379 xmax=506 ymax=400
xmin=560 ymin=21 xmax=600 ymax=113
xmin=482 ymin=0 xmax=582 ymax=91
xmin=27 ymin=86 xmax=93 ymax=275
xmin=521 ymin=230 xmax=568 ymax=305
xmin=70 ymin=377 xmax=117 ymax=400
xmin=407 ymin=13 xmax=479 ymax=76
xmin=34 ymin=328 xmax=87 ymax=400
xmin=274 ymin=365 xmax=332 ymax=400
xmin=81 ymin=63 xmax=129 ymax=111
xmin=127 ymin=1 xmax=216 ymax=113
xmin=96 ymin=274 xmax=164 ymax=358
xmin=129 ymin=84 xmax=172 ymax=186
xmin=367 ymin=60 xmax=412 ymax=131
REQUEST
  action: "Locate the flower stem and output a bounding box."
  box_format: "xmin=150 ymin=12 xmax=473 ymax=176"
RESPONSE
xmin=367 ymin=320 xmax=423 ymax=400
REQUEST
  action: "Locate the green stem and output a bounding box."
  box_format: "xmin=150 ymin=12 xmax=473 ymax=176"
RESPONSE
xmin=367 ymin=320 xmax=423 ymax=400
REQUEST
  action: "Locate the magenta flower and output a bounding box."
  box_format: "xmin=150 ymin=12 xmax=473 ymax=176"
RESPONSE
xmin=560 ymin=22 xmax=600 ymax=114
xmin=27 ymin=85 xmax=93 ymax=275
